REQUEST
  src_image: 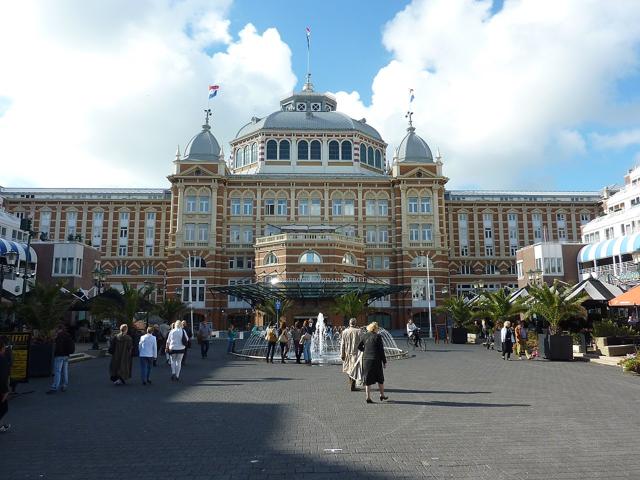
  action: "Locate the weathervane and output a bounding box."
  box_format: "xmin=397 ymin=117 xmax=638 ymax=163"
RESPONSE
xmin=405 ymin=88 xmax=415 ymax=128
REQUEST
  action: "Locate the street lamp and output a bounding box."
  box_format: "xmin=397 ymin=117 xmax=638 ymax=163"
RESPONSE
xmin=419 ymin=251 xmax=434 ymax=339
xmin=91 ymin=267 xmax=107 ymax=350
xmin=527 ymin=269 xmax=542 ymax=285
xmin=0 ymin=250 xmax=19 ymax=293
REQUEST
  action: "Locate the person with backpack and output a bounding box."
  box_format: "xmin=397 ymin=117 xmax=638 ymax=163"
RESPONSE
xmin=166 ymin=321 xmax=189 ymax=381
xmin=277 ymin=321 xmax=289 ymax=364
xmin=264 ymin=324 xmax=277 ymax=363
xmin=47 ymin=325 xmax=75 ymax=394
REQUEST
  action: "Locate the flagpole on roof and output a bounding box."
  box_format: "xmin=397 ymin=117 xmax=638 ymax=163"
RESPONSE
xmin=304 ymin=26 xmax=313 ymax=91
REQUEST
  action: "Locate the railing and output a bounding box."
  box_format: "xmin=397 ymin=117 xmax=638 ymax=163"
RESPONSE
xmin=255 ymin=233 xmax=364 ymax=246
xmin=580 ymin=260 xmax=639 ymax=277
xmin=227 ymin=243 xmax=254 ymax=249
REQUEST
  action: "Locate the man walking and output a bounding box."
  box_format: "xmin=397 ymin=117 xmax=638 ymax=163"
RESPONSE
xmin=340 ymin=318 xmax=363 ymax=391
xmin=198 ymin=320 xmax=212 ymax=358
xmin=0 ymin=336 xmax=11 ymax=432
xmin=47 ymin=325 xmax=75 ymax=394
xmin=138 ymin=326 xmax=157 ymax=385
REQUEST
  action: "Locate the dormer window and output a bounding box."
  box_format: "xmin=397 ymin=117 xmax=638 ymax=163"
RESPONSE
xmin=296 ymin=102 xmax=306 ymax=111
xmin=311 ymin=102 xmax=321 ymax=111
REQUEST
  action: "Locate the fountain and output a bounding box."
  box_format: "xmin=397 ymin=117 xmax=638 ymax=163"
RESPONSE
xmin=234 ymin=314 xmax=407 ymax=364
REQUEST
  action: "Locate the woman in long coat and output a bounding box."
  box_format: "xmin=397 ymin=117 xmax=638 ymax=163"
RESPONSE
xmin=358 ymin=322 xmax=388 ymax=403
xmin=109 ymin=324 xmax=133 ymax=385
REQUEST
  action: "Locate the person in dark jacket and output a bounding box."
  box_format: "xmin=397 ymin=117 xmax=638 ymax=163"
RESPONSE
xmin=0 ymin=336 xmax=11 ymax=432
xmin=47 ymin=325 xmax=75 ymax=394
xmin=358 ymin=322 xmax=387 ymax=403
xmin=109 ymin=324 xmax=133 ymax=385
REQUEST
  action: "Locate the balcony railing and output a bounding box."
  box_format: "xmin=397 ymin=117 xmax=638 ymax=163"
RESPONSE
xmin=580 ymin=260 xmax=639 ymax=278
xmin=255 ymin=232 xmax=364 ymax=246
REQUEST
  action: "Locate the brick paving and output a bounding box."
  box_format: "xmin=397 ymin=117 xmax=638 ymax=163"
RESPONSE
xmin=2 ymin=340 xmax=640 ymax=479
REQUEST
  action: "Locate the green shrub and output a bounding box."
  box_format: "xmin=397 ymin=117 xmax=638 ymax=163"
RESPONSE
xmin=619 ymin=354 xmax=640 ymax=373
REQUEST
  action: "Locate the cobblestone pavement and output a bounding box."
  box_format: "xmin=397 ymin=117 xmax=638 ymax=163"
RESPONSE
xmin=2 ymin=340 xmax=640 ymax=480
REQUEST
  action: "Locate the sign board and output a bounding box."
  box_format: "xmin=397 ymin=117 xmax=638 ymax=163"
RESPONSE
xmin=275 ymin=300 xmax=282 ymax=310
xmin=0 ymin=332 xmax=31 ymax=383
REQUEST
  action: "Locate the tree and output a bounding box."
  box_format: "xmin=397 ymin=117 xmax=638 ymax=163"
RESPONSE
xmin=526 ymin=280 xmax=587 ymax=334
xmin=16 ymin=282 xmax=76 ymax=338
xmin=435 ymin=296 xmax=475 ymax=328
xmin=474 ymin=289 xmax=527 ymax=326
xmin=89 ymin=282 xmax=154 ymax=327
xmin=331 ymin=292 xmax=369 ymax=323
xmin=257 ymin=298 xmax=293 ymax=325
xmin=153 ymin=298 xmax=188 ymax=324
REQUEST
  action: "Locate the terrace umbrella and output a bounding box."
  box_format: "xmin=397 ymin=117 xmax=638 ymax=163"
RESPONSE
xmin=609 ymin=284 xmax=640 ymax=324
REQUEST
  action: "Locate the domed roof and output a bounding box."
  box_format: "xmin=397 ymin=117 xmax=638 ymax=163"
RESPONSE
xmin=183 ymin=123 xmax=221 ymax=161
xmin=234 ymin=111 xmax=383 ymax=141
xmin=395 ymin=126 xmax=433 ymax=163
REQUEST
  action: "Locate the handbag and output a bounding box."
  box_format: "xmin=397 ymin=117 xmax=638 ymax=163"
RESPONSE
xmin=277 ymin=332 xmax=288 ymax=343
xmin=182 ymin=330 xmax=191 ymax=348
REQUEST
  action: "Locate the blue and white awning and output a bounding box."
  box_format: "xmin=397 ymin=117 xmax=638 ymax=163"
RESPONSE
xmin=578 ymin=233 xmax=640 ymax=264
xmin=0 ymin=239 xmax=37 ymax=263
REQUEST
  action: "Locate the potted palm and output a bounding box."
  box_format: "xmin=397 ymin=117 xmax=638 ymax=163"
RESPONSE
xmin=526 ymin=280 xmax=587 ymax=361
xmin=474 ymin=289 xmax=527 ymax=349
xmin=436 ymin=296 xmax=474 ymax=344
xmin=16 ymin=282 xmax=76 ymax=377
xmin=331 ymin=292 xmax=369 ymax=326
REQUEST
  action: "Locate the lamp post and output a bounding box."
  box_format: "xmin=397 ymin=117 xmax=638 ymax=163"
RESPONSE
xmin=420 ymin=251 xmax=434 ymax=339
xmin=527 ymin=269 xmax=542 ymax=285
xmin=91 ymin=267 xmax=107 ymax=350
xmin=0 ymin=250 xmax=19 ymax=294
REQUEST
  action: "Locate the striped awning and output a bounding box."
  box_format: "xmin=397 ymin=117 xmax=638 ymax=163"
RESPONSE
xmin=578 ymin=233 xmax=640 ymax=263
xmin=0 ymin=239 xmax=38 ymax=263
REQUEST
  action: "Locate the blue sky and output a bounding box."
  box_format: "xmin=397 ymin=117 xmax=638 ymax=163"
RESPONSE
xmin=1 ymin=0 xmax=640 ymax=191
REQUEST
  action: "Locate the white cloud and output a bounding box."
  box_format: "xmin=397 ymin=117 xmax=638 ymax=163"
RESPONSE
xmin=333 ymin=0 xmax=640 ymax=188
xmin=591 ymin=129 xmax=640 ymax=150
xmin=0 ymin=0 xmax=295 ymax=187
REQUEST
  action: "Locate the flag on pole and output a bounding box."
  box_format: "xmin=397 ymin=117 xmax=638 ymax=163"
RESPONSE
xmin=409 ymin=88 xmax=415 ymax=104
xmin=306 ymin=26 xmax=311 ymax=49
xmin=208 ymin=85 xmax=220 ymax=99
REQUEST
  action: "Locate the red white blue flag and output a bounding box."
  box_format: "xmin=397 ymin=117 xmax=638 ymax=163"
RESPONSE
xmin=208 ymin=85 xmax=220 ymax=99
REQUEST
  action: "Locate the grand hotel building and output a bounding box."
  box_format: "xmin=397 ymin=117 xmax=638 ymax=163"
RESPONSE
xmin=0 ymin=82 xmax=601 ymax=329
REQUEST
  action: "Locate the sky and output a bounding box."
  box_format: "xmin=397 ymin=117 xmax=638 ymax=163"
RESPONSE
xmin=1 ymin=0 xmax=640 ymax=192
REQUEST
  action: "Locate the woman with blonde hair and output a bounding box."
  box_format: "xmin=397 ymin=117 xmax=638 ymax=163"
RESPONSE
xmin=501 ymin=320 xmax=515 ymax=361
xmin=357 ymin=322 xmax=387 ymax=403
xmin=166 ymin=320 xmax=188 ymax=381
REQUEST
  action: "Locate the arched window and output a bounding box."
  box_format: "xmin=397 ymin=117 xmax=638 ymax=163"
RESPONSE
xmin=374 ymin=149 xmax=382 ymax=169
xmin=328 ymin=140 xmax=340 ymax=160
xmin=341 ymin=141 xmax=352 ymax=160
xmin=235 ymin=149 xmax=243 ymax=168
xmin=279 ymin=140 xmax=290 ymax=160
xmin=367 ymin=146 xmax=374 ymax=166
xmin=411 ymin=256 xmax=433 ymax=268
xmin=264 ymin=252 xmax=278 ymax=265
xmin=342 ymin=253 xmax=356 ymax=265
xmin=243 ymin=146 xmax=249 ymax=166
xmin=298 ymin=140 xmax=308 ymax=160
xmin=360 ymin=144 xmax=366 ymax=164
xmin=251 ymin=142 xmax=258 ymax=163
xmin=299 ymin=250 xmax=322 ymax=264
xmin=266 ymin=140 xmax=277 ymax=160
xmin=310 ymin=140 xmax=321 ymax=160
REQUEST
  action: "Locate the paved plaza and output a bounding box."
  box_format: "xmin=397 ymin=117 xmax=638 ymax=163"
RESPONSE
xmin=2 ymin=340 xmax=640 ymax=480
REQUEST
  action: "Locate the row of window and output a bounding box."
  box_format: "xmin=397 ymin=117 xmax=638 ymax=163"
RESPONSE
xmin=458 ymin=263 xmax=518 ymax=275
xmin=229 ymin=197 xmax=391 ymax=218
xmin=262 ymin=251 xmax=356 ymax=266
xmin=458 ymin=212 xmax=590 ymax=224
xmin=109 ymin=264 xmax=157 ymax=276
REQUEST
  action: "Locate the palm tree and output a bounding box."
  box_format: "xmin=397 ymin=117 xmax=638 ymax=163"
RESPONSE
xmin=435 ymin=296 xmax=474 ymax=328
xmin=17 ymin=282 xmax=76 ymax=338
xmin=90 ymin=282 xmax=154 ymax=327
xmin=331 ymin=291 xmax=369 ymax=324
xmin=257 ymin=298 xmax=292 ymax=325
xmin=526 ymin=280 xmax=587 ymax=334
xmin=474 ymin=289 xmax=527 ymax=327
xmin=153 ymin=298 xmax=188 ymax=325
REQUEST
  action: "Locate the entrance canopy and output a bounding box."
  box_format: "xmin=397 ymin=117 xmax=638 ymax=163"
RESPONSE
xmin=209 ymin=280 xmax=409 ymax=306
xmin=566 ymin=277 xmax=624 ymax=302
xmin=609 ymin=284 xmax=640 ymax=307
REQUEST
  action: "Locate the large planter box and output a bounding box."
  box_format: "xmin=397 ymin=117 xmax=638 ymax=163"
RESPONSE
xmin=538 ymin=334 xmax=573 ymax=361
xmin=451 ymin=327 xmax=468 ymax=344
xmin=28 ymin=343 xmax=54 ymax=378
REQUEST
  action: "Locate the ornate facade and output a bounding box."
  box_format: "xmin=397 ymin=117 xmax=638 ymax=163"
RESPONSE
xmin=0 ymin=83 xmax=601 ymax=328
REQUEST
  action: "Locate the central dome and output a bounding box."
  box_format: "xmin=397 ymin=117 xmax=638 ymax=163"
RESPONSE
xmin=395 ymin=126 xmax=433 ymax=163
xmin=235 ymin=111 xmax=382 ymax=141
